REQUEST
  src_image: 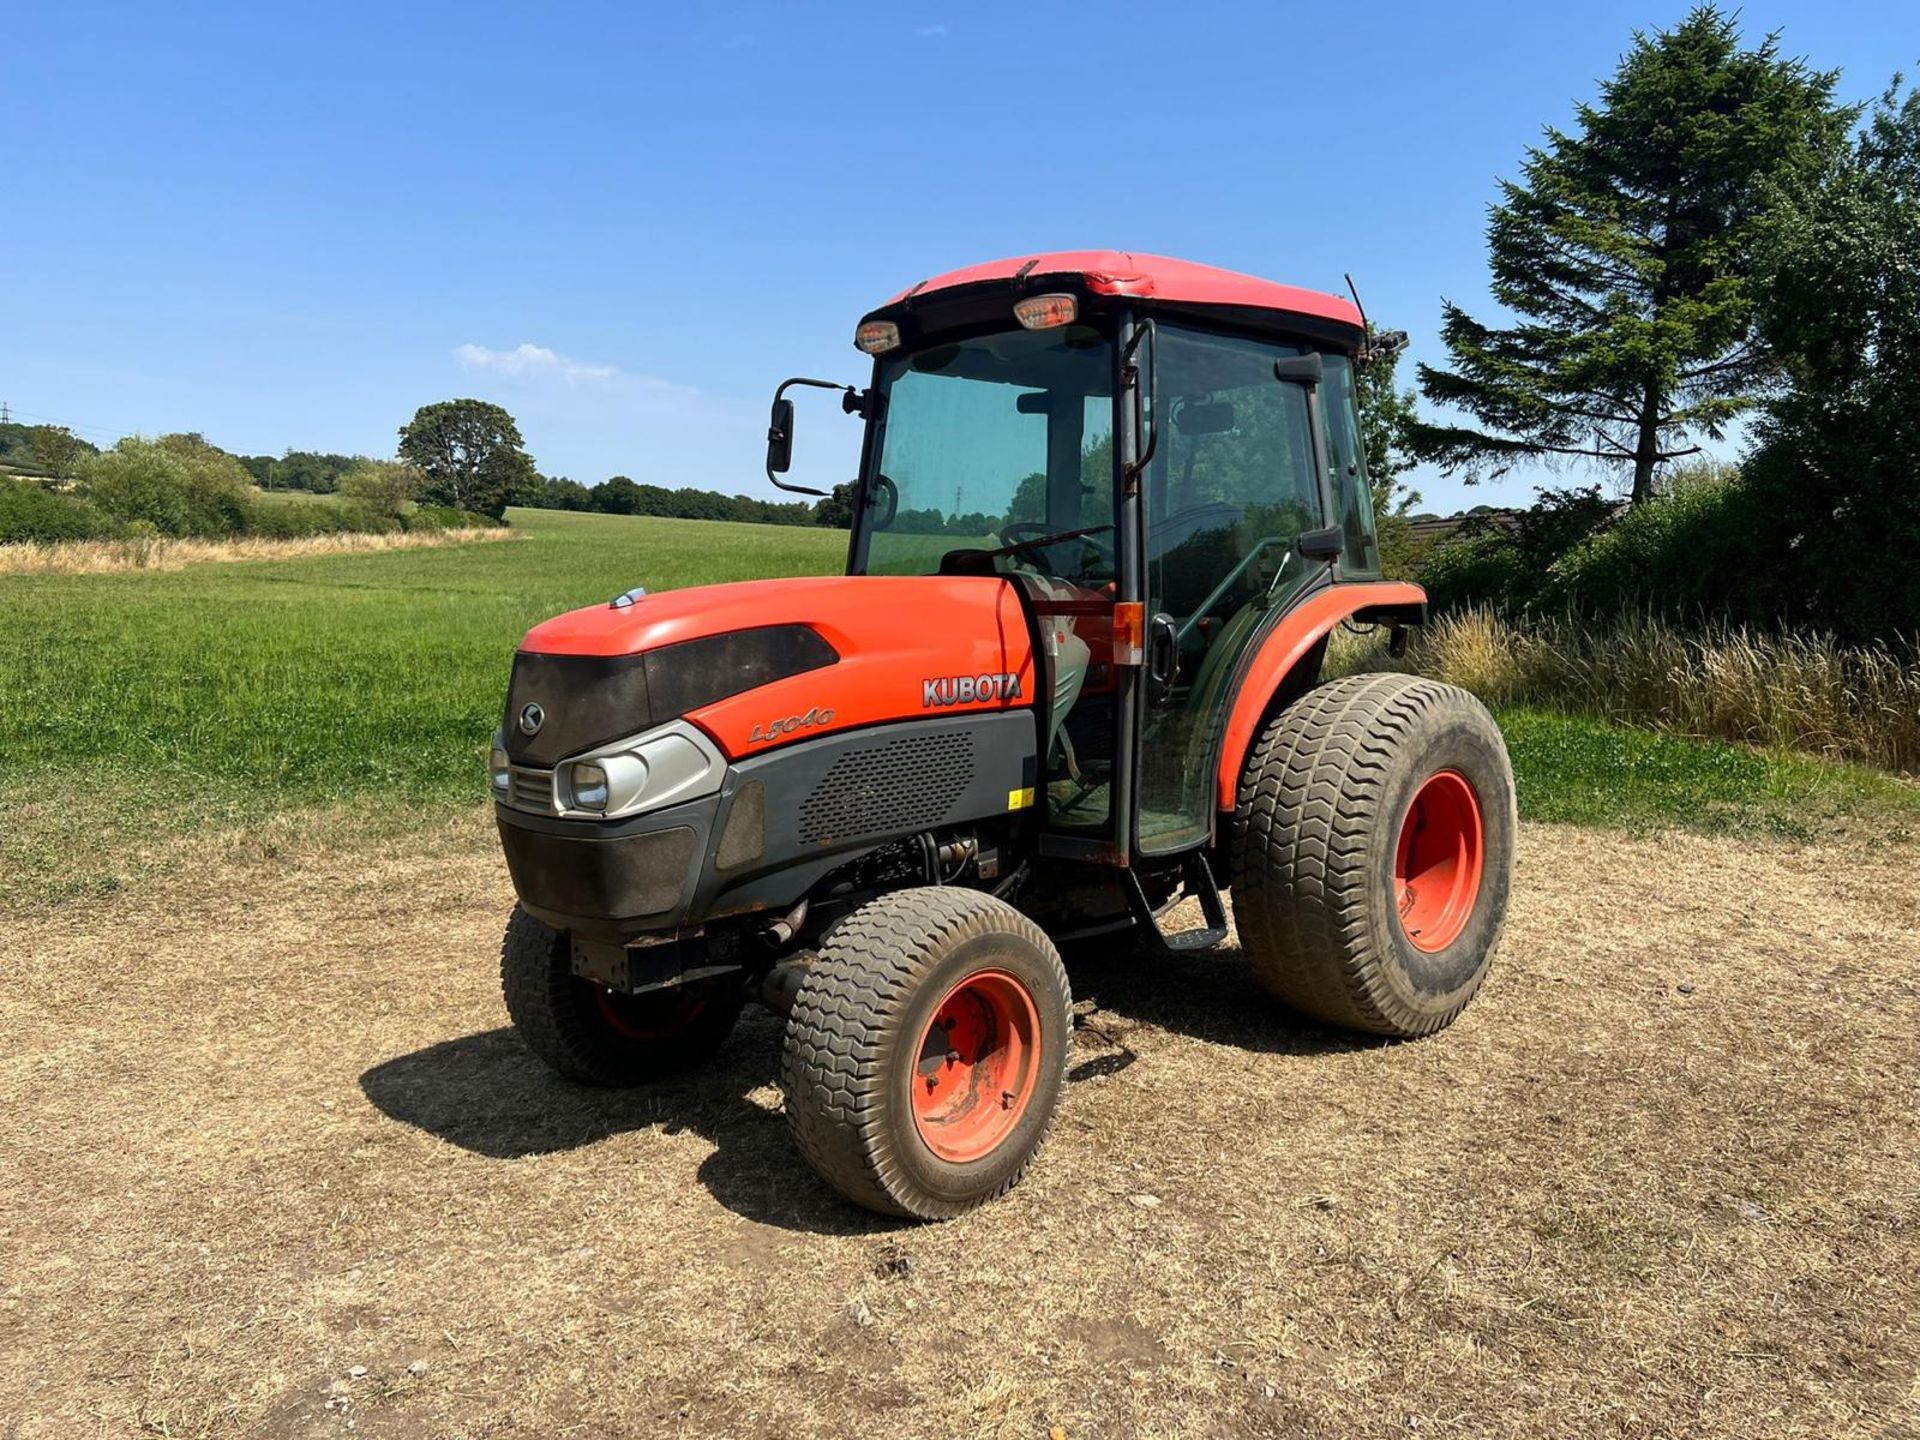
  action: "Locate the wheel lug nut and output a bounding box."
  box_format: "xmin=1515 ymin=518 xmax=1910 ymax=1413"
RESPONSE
xmin=946 ymin=1049 xmax=961 ymax=1064
xmin=1001 ymin=1090 xmax=1016 ymax=1109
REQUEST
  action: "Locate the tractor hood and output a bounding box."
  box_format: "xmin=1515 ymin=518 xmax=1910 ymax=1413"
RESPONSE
xmin=503 ymin=575 xmax=1036 ymax=765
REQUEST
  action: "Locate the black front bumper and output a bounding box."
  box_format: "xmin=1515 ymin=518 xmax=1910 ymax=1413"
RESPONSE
xmin=496 ymin=798 xmax=718 ymax=940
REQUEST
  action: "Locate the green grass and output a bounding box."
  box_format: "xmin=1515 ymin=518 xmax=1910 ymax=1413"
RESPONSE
xmin=1 ymin=509 xmax=846 ymax=801
xmin=247 ymin=486 xmax=348 ymax=506
xmin=2 ymin=507 xmax=1912 ymax=910
xmin=1495 ymin=706 xmax=1918 ymax=842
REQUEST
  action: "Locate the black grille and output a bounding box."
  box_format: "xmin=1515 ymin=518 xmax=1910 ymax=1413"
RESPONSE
xmin=796 ymin=732 xmax=975 ymax=846
xmin=506 ymin=765 xmax=556 ymax=813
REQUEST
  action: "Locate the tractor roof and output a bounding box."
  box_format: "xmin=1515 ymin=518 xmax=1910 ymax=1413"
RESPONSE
xmin=866 ymin=250 xmax=1364 ymax=343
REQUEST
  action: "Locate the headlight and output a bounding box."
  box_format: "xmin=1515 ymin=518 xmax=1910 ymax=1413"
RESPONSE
xmin=568 ymin=760 xmax=611 ymax=812
xmin=490 ymin=740 xmax=511 ymax=794
xmin=555 ymin=720 xmax=725 ymax=821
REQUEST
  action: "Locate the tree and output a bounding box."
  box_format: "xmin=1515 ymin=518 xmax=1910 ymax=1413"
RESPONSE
xmin=1413 ymin=7 xmax=1847 ymax=504
xmin=812 ymin=483 xmax=857 ymax=528
xmin=588 ymin=475 xmax=644 ymax=515
xmin=28 ymin=425 xmax=85 ymax=482
xmin=1740 ymin=77 xmax=1920 ymax=640
xmin=273 ymin=451 xmax=355 ymax=494
xmin=339 ymin=459 xmax=424 ymax=518
xmin=1354 ymin=331 xmax=1421 ymax=517
xmin=397 ymin=400 xmax=536 ymax=518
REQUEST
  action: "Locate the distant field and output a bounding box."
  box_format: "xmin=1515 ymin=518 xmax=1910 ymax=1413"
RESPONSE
xmin=2 ymin=509 xmax=844 ymax=799
xmin=3 ymin=506 xmax=1914 ymax=912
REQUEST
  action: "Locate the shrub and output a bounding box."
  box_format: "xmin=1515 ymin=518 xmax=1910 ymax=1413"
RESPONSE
xmin=79 ymin=435 xmax=252 ymax=537
xmin=238 ymin=496 xmax=361 ymax=539
xmin=0 ymin=478 xmax=112 ymax=542
xmin=1545 ymin=462 xmax=1763 ymax=620
xmin=338 ymin=460 xmax=424 ymax=519
xmin=406 ymin=503 xmax=497 ymax=532
xmin=1418 ymin=486 xmax=1616 ymax=614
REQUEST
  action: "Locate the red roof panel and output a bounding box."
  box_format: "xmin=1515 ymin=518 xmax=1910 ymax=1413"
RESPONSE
xmin=878 ymin=250 xmax=1361 ymax=329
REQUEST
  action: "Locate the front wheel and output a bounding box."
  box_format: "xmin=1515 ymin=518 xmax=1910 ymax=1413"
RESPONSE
xmin=501 ymin=906 xmax=742 ymax=1085
xmin=780 ymin=888 xmax=1072 ymax=1220
xmin=1230 ymin=672 xmax=1516 ymax=1037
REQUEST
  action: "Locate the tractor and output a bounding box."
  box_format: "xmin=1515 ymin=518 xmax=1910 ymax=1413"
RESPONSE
xmin=490 ymin=251 xmax=1515 ymax=1219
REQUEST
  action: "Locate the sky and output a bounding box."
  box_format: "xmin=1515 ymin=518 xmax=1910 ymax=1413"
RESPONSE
xmin=3 ymin=1 xmax=1909 ymax=516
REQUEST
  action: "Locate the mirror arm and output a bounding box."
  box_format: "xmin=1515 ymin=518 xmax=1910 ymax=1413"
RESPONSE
xmin=765 ymin=377 xmax=857 ymax=497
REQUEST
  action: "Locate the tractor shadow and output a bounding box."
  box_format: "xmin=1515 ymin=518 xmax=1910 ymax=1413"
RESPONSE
xmin=1060 ymin=938 xmax=1386 ymax=1061
xmin=359 ymin=942 xmax=1373 ymax=1234
xmin=358 ymin=1013 xmax=903 ymax=1236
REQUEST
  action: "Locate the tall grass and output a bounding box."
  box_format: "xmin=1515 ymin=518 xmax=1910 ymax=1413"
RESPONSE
xmin=0 ymin=525 xmax=518 ymax=576
xmin=1337 ymin=607 xmax=1920 ymax=774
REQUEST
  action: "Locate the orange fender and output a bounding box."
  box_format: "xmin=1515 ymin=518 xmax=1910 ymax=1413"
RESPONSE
xmin=1213 ymin=581 xmax=1427 ymax=811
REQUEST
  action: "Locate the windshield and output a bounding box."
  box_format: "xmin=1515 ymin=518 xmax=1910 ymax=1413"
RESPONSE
xmin=852 ymin=324 xmax=1116 ymax=584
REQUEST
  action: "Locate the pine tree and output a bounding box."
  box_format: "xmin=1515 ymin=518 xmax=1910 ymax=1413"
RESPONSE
xmin=1414 ymin=7 xmax=1847 ymax=504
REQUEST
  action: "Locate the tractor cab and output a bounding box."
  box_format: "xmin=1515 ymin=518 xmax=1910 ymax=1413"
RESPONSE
xmin=771 ymin=251 xmax=1396 ymax=863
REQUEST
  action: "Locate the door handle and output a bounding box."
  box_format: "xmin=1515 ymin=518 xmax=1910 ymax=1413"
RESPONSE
xmin=1147 ymin=612 xmax=1179 ymax=702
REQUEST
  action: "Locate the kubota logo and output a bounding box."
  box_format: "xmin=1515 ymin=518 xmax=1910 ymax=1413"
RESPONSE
xmin=749 ymin=706 xmax=834 ymax=744
xmin=923 ymin=672 xmax=1023 ymax=708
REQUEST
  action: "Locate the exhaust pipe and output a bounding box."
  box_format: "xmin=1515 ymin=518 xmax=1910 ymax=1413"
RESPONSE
xmin=758 ymin=953 xmax=816 ymax=1016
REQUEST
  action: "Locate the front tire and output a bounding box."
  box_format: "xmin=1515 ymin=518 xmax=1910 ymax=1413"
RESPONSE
xmin=1230 ymin=672 xmax=1516 ymax=1037
xmin=500 ymin=905 xmax=742 ymax=1085
xmin=780 ymin=888 xmax=1072 ymax=1220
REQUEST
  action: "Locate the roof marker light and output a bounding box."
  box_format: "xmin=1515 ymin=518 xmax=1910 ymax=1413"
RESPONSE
xmin=854 ymin=320 xmax=901 ymax=355
xmin=1013 ymin=293 xmax=1078 ymax=330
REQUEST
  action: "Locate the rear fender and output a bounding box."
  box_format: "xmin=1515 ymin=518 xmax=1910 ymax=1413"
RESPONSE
xmin=1213 ymin=581 xmax=1426 ymax=811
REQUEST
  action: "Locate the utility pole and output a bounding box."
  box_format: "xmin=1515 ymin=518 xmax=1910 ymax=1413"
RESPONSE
xmin=0 ymin=402 xmax=10 ymax=425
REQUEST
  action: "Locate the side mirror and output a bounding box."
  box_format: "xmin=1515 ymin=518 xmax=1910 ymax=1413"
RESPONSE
xmin=1297 ymin=525 xmax=1345 ymax=561
xmin=766 ymin=398 xmax=795 ymax=475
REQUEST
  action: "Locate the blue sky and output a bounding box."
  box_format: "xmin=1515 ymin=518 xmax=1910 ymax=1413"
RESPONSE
xmin=3 ymin=1 xmax=1907 ymax=515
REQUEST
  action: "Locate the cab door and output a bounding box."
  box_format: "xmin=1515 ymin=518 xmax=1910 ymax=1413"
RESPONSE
xmin=1132 ymin=324 xmax=1327 ymax=854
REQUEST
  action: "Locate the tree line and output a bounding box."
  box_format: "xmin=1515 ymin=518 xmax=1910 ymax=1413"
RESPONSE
xmin=1359 ymin=6 xmax=1918 ymax=645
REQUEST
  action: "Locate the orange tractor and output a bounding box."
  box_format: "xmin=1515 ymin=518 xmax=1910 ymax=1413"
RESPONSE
xmin=491 ymin=252 xmax=1514 ymax=1218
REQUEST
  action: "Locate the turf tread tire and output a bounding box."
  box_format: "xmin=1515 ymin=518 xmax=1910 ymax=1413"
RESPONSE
xmin=1231 ymin=672 xmax=1515 ymax=1037
xmin=780 ymin=888 xmax=1072 ymax=1220
xmin=501 ymin=905 xmax=741 ymax=1086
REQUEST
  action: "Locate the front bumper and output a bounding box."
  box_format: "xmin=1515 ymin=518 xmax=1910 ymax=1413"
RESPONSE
xmin=496 ymin=795 xmax=719 ymax=940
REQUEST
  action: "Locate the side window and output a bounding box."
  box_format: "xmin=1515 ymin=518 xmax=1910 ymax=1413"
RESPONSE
xmin=1320 ymin=355 xmax=1382 ymax=577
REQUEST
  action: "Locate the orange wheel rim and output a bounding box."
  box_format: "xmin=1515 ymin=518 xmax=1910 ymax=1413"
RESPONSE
xmin=1394 ymin=769 xmax=1485 ymax=953
xmin=910 ymin=970 xmax=1041 ymax=1163
xmin=592 ymin=985 xmax=705 ymax=1042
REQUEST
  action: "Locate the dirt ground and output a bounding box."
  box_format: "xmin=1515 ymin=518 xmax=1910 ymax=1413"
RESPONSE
xmin=3 ymin=815 xmax=1916 ymax=1439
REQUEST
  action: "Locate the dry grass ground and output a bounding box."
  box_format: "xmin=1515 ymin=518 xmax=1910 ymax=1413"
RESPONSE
xmin=0 ymin=527 xmax=516 ymax=576
xmin=3 ymin=815 xmax=1916 ymax=1439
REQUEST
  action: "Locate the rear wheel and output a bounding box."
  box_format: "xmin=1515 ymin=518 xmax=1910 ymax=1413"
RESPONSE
xmin=780 ymin=888 xmax=1072 ymax=1219
xmin=501 ymin=905 xmax=742 ymax=1085
xmin=1230 ymin=672 xmax=1516 ymax=1037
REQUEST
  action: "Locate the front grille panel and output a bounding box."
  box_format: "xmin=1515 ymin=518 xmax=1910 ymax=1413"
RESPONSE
xmin=506 ymin=765 xmax=557 ymax=814
xmin=796 ymin=732 xmax=975 ymax=846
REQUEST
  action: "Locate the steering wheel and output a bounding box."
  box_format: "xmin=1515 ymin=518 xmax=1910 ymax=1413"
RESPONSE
xmin=993 ymin=522 xmax=1117 ymax=574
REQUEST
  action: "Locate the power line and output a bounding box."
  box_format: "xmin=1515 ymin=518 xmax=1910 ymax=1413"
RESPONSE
xmin=0 ymin=404 xmax=135 ymax=443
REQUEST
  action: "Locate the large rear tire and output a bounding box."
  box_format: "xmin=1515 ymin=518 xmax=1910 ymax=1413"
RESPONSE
xmin=1230 ymin=672 xmax=1516 ymax=1037
xmin=780 ymin=888 xmax=1072 ymax=1220
xmin=501 ymin=906 xmax=742 ymax=1085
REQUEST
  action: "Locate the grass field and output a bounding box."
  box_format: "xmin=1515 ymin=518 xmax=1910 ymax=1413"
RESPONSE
xmin=3 ymin=507 xmax=1916 ymax=912
xmin=5 ymin=508 xmax=1918 ymax=1437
